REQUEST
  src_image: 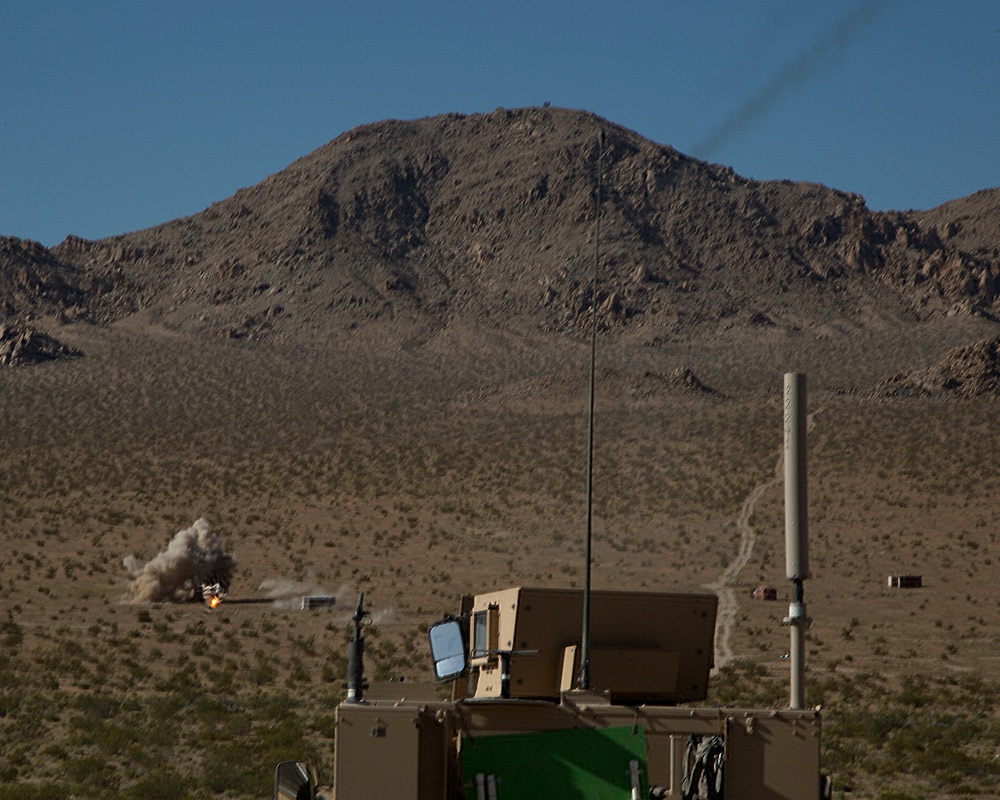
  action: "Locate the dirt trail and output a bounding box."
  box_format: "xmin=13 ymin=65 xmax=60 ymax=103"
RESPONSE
xmin=707 ymin=456 xmax=783 ymax=669
xmin=708 ymin=409 xmax=820 ymax=670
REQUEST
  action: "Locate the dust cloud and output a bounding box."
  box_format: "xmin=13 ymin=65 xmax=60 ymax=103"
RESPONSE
xmin=123 ymin=518 xmax=236 ymax=603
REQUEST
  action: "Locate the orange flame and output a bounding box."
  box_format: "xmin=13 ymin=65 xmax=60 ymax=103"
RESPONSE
xmin=207 ymin=594 xmax=222 ymax=609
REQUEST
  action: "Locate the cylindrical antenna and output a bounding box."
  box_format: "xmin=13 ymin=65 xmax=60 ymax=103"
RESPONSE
xmin=578 ymin=129 xmax=605 ymax=692
xmin=782 ymin=373 xmax=810 ymax=709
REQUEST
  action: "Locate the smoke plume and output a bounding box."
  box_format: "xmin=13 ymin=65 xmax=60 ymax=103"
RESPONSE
xmin=692 ymin=0 xmax=894 ymax=159
xmin=123 ymin=518 xmax=236 ymax=603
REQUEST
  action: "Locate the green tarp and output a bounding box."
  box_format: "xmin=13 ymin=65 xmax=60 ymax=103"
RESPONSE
xmin=460 ymin=725 xmax=648 ymax=800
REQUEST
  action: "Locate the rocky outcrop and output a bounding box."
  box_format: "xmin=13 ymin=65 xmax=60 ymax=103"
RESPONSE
xmin=0 ymin=324 xmax=81 ymax=367
xmin=878 ymin=338 xmax=1000 ymax=398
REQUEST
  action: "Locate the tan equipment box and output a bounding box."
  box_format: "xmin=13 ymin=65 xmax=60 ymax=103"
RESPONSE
xmin=333 ymin=703 xmax=450 ymax=800
xmin=467 ymin=586 xmax=717 ymax=704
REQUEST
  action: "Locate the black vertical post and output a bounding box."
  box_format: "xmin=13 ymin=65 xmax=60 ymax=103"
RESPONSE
xmin=578 ymin=130 xmax=604 ymax=691
xmin=345 ymin=592 xmax=367 ymax=703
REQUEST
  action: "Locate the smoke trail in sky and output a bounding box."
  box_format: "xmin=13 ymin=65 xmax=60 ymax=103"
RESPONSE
xmin=719 ymin=0 xmax=809 ymax=92
xmin=692 ymin=0 xmax=894 ymax=160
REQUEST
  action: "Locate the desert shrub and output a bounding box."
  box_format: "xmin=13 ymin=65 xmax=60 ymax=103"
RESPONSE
xmin=251 ymin=661 xmax=278 ymax=685
xmin=64 ymin=754 xmax=121 ymax=793
xmin=124 ymin=768 xmax=197 ymax=800
xmin=5 ymin=710 xmax=48 ymax=745
xmin=155 ymin=667 xmax=202 ymax=698
xmin=0 ymin=689 xmax=22 ymax=718
xmin=201 ymin=745 xmax=261 ymax=796
xmin=825 ymin=705 xmax=1000 ymax=791
xmin=0 ymin=783 xmax=67 ymax=800
xmin=73 ymin=693 xmax=126 ymax=719
xmin=708 ymin=658 xmax=784 ymax=707
xmin=92 ymin=722 xmax=134 ymax=757
xmin=0 ymin=620 xmax=23 ymax=648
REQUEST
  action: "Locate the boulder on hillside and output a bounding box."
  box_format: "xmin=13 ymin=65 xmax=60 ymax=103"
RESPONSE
xmin=0 ymin=325 xmax=82 ymax=367
xmin=666 ymin=366 xmax=718 ymax=395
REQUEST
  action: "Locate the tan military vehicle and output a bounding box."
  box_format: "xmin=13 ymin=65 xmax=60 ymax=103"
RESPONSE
xmin=275 ymin=582 xmax=828 ymax=800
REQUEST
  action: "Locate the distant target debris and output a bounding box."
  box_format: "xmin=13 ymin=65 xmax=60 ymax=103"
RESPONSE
xmin=751 ymin=583 xmax=778 ymax=601
xmin=300 ymin=595 xmax=337 ymax=610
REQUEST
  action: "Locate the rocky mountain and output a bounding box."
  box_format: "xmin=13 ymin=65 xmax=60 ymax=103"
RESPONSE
xmin=2 ymin=107 xmax=999 ymax=389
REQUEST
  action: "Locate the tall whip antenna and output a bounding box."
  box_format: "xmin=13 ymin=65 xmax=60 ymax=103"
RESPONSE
xmin=578 ymin=129 xmax=605 ymax=691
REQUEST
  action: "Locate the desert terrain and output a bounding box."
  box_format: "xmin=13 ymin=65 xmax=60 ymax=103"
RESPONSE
xmin=2 ymin=107 xmax=1000 ymax=799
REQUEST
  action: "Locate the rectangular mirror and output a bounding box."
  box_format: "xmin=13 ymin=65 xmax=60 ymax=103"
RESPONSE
xmin=428 ymin=618 xmax=467 ymax=681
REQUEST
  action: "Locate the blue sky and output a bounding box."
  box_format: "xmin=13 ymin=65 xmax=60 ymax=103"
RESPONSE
xmin=2 ymin=1 xmax=998 ymax=247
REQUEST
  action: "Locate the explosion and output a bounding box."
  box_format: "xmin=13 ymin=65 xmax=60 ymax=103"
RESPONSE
xmin=202 ymin=582 xmax=226 ymax=609
xmin=123 ymin=518 xmax=236 ymax=603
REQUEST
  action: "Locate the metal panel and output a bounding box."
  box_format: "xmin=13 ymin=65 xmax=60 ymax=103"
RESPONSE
xmin=459 ymin=726 xmax=648 ymax=800
xmin=725 ymin=713 xmax=821 ymax=800
xmin=334 ymin=704 xmax=447 ymax=800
